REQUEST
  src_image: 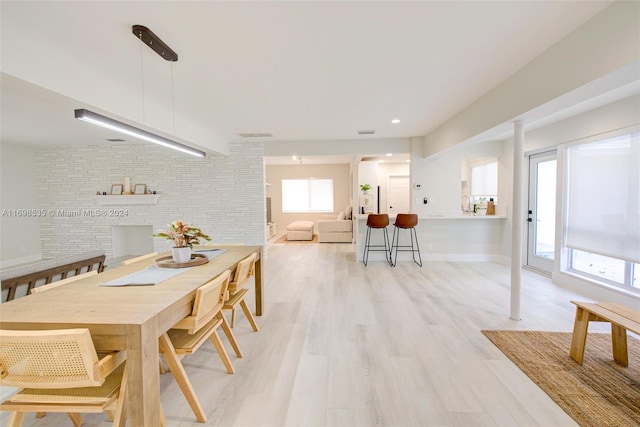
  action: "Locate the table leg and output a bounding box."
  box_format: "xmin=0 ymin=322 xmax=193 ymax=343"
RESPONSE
xmin=126 ymin=320 xmax=161 ymax=426
xmin=569 ymin=306 xmax=590 ymax=364
xmin=611 ymin=324 xmax=629 ymax=366
xmin=255 ymin=248 xmax=263 ymax=316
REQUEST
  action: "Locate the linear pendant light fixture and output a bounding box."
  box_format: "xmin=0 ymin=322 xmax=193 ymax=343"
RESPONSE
xmin=74 ymin=25 xmax=206 ymax=158
xmin=74 ymin=109 xmax=205 ymax=157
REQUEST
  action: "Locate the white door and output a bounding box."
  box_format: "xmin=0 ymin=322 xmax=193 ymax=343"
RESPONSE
xmin=526 ymin=151 xmax=557 ymax=273
xmin=388 ymin=175 xmax=410 ymax=215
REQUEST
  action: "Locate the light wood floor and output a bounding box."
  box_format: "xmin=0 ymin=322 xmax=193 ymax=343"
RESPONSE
xmin=8 ymin=240 xmax=606 ymax=426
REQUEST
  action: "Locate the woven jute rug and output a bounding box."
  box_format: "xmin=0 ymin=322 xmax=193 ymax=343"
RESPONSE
xmin=275 ymin=234 xmax=318 ymax=244
xmin=482 ymin=330 xmax=640 ymax=427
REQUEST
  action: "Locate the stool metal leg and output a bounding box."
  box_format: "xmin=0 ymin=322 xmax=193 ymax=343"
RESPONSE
xmin=391 ymin=226 xmax=422 ymax=267
xmin=410 ymin=226 xmax=422 ymax=266
xmin=363 ymin=226 xmax=372 ymax=266
xmin=383 ymin=226 xmax=392 ymax=266
xmin=391 ymin=225 xmax=399 ymax=267
xmin=363 ymin=226 xmax=392 ymax=266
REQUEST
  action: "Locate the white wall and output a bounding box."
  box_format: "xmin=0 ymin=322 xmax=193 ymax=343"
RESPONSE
xmin=29 ymin=141 xmax=264 ymax=260
xmin=0 ymin=143 xmax=42 ymax=266
xmin=265 ymin=163 xmax=351 ymax=233
xmin=265 ymin=137 xmax=411 ymax=157
xmin=411 ymin=139 xmax=505 ymax=218
xmin=358 ymin=161 xmax=378 ymax=214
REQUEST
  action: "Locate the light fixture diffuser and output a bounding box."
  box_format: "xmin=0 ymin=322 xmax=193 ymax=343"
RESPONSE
xmin=74 ymin=109 xmax=206 ymax=158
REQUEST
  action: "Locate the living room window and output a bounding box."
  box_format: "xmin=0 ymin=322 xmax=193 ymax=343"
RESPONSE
xmin=282 ymin=178 xmax=334 ymax=212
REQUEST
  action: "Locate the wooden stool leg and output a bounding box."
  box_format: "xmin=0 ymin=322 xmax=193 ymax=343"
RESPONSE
xmin=569 ymin=306 xmax=591 ymax=364
xmin=7 ymin=412 xmax=25 ymax=427
xmin=611 ymin=324 xmax=629 ymax=366
xmin=158 ymin=334 xmax=207 ymax=422
xmin=66 ymin=413 xmax=84 ymax=427
xmin=220 ymin=314 xmax=243 ymax=357
xmin=231 ymin=308 xmax=237 ymax=327
xmin=35 ymin=413 xmax=46 ymax=419
xmin=240 ymin=300 xmax=259 ymax=332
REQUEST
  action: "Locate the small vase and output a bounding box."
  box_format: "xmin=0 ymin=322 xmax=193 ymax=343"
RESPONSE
xmin=171 ymin=247 xmax=192 ymax=263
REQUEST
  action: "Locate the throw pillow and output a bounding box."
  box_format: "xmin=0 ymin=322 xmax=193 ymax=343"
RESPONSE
xmin=345 ymin=206 xmax=353 ymax=219
xmin=337 ymin=211 xmax=346 ymax=220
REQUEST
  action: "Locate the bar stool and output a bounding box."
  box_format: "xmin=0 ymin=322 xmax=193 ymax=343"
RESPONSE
xmin=391 ymin=213 xmax=422 ymax=267
xmin=363 ymin=213 xmax=392 ymax=266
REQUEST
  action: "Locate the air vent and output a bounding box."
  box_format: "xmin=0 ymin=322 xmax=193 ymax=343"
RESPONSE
xmin=238 ymin=133 xmax=273 ymax=138
xmin=106 ymin=138 xmax=126 ymax=142
xmin=357 ymin=130 xmax=376 ymax=135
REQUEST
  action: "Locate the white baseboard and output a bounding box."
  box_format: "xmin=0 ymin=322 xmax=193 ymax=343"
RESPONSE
xmin=422 ymin=253 xmax=508 ymax=263
xmin=0 ymin=254 xmax=43 ymax=270
xmin=359 ymin=252 xmax=509 ymax=263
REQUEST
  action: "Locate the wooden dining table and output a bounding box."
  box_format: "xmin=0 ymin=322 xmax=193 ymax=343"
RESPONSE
xmin=0 ymin=245 xmax=263 ymax=426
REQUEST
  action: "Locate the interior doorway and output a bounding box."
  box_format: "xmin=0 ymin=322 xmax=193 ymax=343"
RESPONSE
xmin=387 ymin=175 xmax=410 ymax=215
xmin=526 ymin=150 xmax=557 ymax=274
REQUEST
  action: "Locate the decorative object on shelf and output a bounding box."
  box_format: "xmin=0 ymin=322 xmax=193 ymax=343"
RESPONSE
xmin=111 ymin=184 xmax=123 ymax=195
xmin=96 ymin=191 xmax=101 ymax=195
xmin=154 ymin=220 xmax=212 ymax=263
xmin=102 ymin=192 xmax=107 ymax=195
xmin=360 ymin=183 xmax=372 ymax=194
xmin=134 ymin=184 xmax=147 ymax=195
xmin=486 ymin=198 xmax=496 ymax=215
xmin=124 ymin=177 xmax=131 ymax=194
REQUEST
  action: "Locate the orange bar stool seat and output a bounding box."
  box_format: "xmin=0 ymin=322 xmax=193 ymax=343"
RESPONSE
xmin=363 ymin=213 xmax=392 ymax=266
xmin=391 ymin=213 xmax=422 ymax=267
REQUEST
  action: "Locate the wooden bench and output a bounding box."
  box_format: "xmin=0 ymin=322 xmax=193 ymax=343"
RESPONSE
xmin=1 ymin=251 xmax=106 ymax=303
xmin=569 ymin=300 xmax=640 ymax=367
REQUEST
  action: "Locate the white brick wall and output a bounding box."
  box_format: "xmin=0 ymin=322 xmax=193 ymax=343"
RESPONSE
xmin=34 ymin=141 xmax=265 ymax=259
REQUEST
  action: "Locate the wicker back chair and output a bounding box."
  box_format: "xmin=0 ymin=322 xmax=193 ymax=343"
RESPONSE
xmin=121 ymin=252 xmax=158 ymax=266
xmin=0 ymin=328 xmax=127 ymax=426
xmin=29 ymin=271 xmax=97 ymax=295
xmin=159 ymin=269 xmax=242 ymax=423
xmin=223 ymin=253 xmax=259 ymax=331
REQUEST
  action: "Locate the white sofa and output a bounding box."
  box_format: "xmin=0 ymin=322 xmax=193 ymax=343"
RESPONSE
xmin=318 ymin=206 xmax=353 ymax=243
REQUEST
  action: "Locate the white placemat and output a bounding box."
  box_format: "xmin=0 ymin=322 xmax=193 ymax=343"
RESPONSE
xmin=100 ymin=249 xmax=228 ymax=287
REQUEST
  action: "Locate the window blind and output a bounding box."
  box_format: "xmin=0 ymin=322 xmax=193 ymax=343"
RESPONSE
xmin=282 ymin=179 xmax=334 ymax=213
xmin=565 ymin=132 xmax=639 ymax=263
xmin=470 ymin=161 xmax=498 ymax=196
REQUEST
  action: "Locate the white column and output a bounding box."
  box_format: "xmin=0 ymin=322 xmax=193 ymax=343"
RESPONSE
xmin=510 ymin=120 xmax=524 ymax=320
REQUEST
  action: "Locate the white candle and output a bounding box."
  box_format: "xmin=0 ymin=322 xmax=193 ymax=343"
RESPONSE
xmin=124 ymin=177 xmax=131 ymax=194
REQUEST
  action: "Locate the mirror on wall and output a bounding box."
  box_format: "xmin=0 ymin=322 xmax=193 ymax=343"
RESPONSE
xmin=461 ymin=157 xmax=498 ymax=214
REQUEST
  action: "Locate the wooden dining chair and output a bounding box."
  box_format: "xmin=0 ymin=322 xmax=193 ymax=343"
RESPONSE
xmin=0 ymin=328 xmax=132 ymax=427
xmin=29 ymin=270 xmax=98 ymax=295
xmin=121 ymin=252 xmax=158 ymax=265
xmin=223 ymin=253 xmax=259 ymax=331
xmin=159 ymin=269 xmax=243 ymax=422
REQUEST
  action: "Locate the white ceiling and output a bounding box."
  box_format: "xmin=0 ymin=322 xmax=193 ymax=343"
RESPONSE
xmin=0 ymin=0 xmax=616 ymax=156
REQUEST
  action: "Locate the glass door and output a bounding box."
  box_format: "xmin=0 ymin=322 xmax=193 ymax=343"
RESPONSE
xmin=526 ymin=151 xmax=557 ymax=273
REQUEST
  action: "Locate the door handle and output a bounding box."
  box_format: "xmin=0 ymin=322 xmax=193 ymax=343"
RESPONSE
xmin=527 ymin=218 xmax=533 ymax=222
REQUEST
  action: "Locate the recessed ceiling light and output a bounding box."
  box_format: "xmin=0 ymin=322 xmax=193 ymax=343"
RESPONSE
xmin=386 ymin=153 xmax=392 ymax=157
xmin=379 ymin=160 xmax=384 ymax=163
xmin=391 ymin=119 xmax=400 ymax=124
xmin=406 ymin=159 xmax=411 ymax=163
xmin=292 ymin=155 xmax=297 ymax=160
